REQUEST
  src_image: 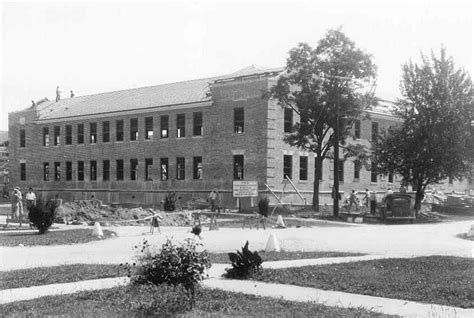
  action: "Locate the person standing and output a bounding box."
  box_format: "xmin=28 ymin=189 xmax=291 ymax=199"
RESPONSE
xmin=209 ymin=190 xmax=217 ymax=212
xmin=370 ymin=190 xmax=377 ymax=215
xmin=348 ymin=189 xmax=359 ymax=212
xmin=363 ymin=188 xmax=370 ymax=207
xmin=25 ymin=187 xmax=36 ymax=209
xmin=331 ymin=185 xmax=341 ymax=208
xmin=11 ymin=187 xmax=23 ymax=220
xmin=56 ymin=86 xmax=61 ymax=102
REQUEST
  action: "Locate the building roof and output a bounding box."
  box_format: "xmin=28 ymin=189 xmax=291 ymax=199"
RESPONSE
xmin=34 ymin=65 xmax=283 ymax=121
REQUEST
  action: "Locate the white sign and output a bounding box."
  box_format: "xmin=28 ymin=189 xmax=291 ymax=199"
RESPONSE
xmin=233 ymin=180 xmax=258 ymax=197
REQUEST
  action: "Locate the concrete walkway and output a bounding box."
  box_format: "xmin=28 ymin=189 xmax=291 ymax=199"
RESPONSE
xmin=1 ymin=220 xmax=472 ymax=271
xmin=2 ymin=268 xmax=473 ymax=318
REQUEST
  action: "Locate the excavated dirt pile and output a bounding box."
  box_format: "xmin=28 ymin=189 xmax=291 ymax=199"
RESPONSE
xmin=56 ymin=201 xmax=197 ymax=226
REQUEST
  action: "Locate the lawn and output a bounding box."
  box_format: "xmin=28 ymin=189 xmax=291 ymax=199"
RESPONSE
xmin=0 ymin=264 xmax=127 ymax=290
xmin=0 ymin=284 xmax=395 ymax=317
xmin=209 ymin=250 xmax=363 ymax=263
xmin=0 ymin=229 xmax=116 ymax=247
xmin=0 ymin=251 xmax=361 ymax=289
xmin=252 ymin=256 xmax=474 ymax=308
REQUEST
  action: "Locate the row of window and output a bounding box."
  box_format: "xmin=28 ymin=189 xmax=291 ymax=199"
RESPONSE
xmin=283 ymin=109 xmax=380 ymax=142
xmin=20 ymin=155 xmax=390 ymax=184
xmin=19 ymin=108 xmax=248 ymax=148
xmin=19 ymin=157 xmax=203 ymax=182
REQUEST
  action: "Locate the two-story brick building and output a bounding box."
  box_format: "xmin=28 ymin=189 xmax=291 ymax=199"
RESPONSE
xmin=8 ymin=66 xmax=469 ymax=207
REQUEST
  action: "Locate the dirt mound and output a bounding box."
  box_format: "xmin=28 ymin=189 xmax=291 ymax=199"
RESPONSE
xmin=56 ymin=201 xmax=196 ymax=226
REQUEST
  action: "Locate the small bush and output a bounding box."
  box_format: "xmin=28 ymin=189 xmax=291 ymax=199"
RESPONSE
xmin=124 ymin=238 xmax=211 ymax=309
xmin=28 ymin=199 xmax=58 ymax=234
xmin=257 ymin=197 xmax=270 ymax=217
xmin=225 ymin=241 xmax=263 ymax=279
xmin=163 ymin=191 xmax=176 ymax=211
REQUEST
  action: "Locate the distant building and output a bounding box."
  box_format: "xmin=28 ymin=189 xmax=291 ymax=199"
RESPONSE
xmin=7 ymin=66 xmax=470 ymax=206
xmin=0 ymin=131 xmax=9 ymax=197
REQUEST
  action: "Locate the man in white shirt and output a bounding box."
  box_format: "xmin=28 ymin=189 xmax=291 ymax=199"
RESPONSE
xmin=25 ymin=187 xmax=36 ymax=209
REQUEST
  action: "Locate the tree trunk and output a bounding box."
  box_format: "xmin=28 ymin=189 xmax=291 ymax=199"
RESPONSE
xmin=312 ymin=157 xmax=323 ymax=212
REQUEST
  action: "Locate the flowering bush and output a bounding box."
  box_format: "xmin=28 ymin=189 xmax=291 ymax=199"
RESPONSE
xmin=124 ymin=238 xmax=211 ymax=308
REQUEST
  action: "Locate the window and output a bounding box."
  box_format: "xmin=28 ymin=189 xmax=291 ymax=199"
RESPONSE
xmin=145 ymin=117 xmax=153 ymax=140
xmin=54 ymin=162 xmax=60 ymax=181
xmin=354 ymin=120 xmax=361 ymax=139
xmin=160 ymin=158 xmax=169 ymax=180
xmin=176 ymin=157 xmax=185 ymax=180
xmin=130 ymin=159 xmax=138 ymax=180
xmin=66 ymin=161 xmax=72 ymax=181
xmin=130 ymin=118 xmax=138 ymax=141
xmin=90 ymin=123 xmax=97 ymax=144
xmin=193 ymin=112 xmax=203 ymax=136
xmin=145 ymin=158 xmax=153 ymax=181
xmin=161 ymin=116 xmax=169 ymax=138
xmin=103 ymin=160 xmax=110 ymax=181
xmin=354 ymin=160 xmax=361 ymax=180
xmin=371 ymin=122 xmax=378 ymax=142
xmin=388 ymin=172 xmax=394 ymax=183
xmin=371 ymin=162 xmax=377 ymax=183
xmin=53 ymin=126 xmax=60 ymax=146
xmin=284 ymin=108 xmax=293 ymax=133
xmin=77 ymin=161 xmax=84 ymax=181
xmin=283 ymin=155 xmax=292 ymax=180
xmin=102 ymin=121 xmax=110 ymax=143
xmin=193 ymin=157 xmax=202 ymax=179
xmin=20 ymin=163 xmax=26 ymax=181
xmin=299 ymin=156 xmax=308 ymax=181
xmin=90 ymin=160 xmax=97 ymax=181
xmin=43 ymin=162 xmax=49 ymax=181
xmin=338 ymin=160 xmax=344 ymax=183
xmin=116 ymin=120 xmax=124 ymax=141
xmin=66 ymin=125 xmax=72 ymax=144
xmin=234 ymin=108 xmax=244 ymax=134
xmin=43 ymin=127 xmax=49 ymax=146
xmin=20 ymin=129 xmax=26 ymax=147
xmin=233 ymin=155 xmax=244 ymax=179
xmin=176 ymin=114 xmax=185 ymax=138
xmin=116 ymin=160 xmax=124 ymax=181
xmin=77 ymin=124 xmax=84 ymax=144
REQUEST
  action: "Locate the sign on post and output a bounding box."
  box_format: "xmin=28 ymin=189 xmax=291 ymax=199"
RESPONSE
xmin=233 ymin=181 xmax=258 ymax=197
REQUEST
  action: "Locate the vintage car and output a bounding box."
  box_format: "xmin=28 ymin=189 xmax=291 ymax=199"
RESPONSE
xmin=380 ymin=193 xmax=416 ymax=221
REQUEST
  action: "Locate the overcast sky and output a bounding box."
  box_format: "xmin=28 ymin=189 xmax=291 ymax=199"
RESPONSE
xmin=1 ymin=0 xmax=472 ymax=131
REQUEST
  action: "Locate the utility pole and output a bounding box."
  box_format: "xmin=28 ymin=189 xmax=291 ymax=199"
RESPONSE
xmin=333 ymin=96 xmax=340 ymax=217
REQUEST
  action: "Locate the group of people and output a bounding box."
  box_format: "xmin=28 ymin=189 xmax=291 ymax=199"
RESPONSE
xmin=10 ymin=187 xmax=36 ymax=220
xmin=332 ymin=186 xmax=400 ymax=215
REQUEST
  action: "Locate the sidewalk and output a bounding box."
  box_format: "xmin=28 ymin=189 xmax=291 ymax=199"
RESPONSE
xmin=2 ymin=257 xmax=473 ymax=317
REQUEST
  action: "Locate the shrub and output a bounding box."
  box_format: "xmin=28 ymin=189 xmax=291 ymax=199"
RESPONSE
xmin=163 ymin=191 xmax=176 ymax=211
xmin=124 ymin=238 xmax=211 ymax=309
xmin=28 ymin=199 xmax=58 ymax=234
xmin=257 ymin=197 xmax=270 ymax=217
xmin=225 ymin=241 xmax=263 ymax=279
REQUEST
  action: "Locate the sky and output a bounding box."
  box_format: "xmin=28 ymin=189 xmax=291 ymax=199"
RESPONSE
xmin=1 ymin=0 xmax=472 ymax=132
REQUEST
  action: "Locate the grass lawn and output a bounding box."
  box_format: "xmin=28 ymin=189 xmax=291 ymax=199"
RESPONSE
xmin=1 ymin=251 xmax=361 ymax=289
xmin=0 ymin=229 xmax=116 ymax=247
xmin=0 ymin=284 xmax=395 ymax=317
xmin=252 ymin=256 xmax=474 ymax=308
xmin=209 ymin=250 xmax=363 ymax=263
xmin=0 ymin=264 xmax=127 ymax=290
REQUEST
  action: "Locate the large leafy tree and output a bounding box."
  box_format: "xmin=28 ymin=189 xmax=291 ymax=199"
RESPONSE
xmin=373 ymin=48 xmax=473 ymax=214
xmin=270 ymin=28 xmax=377 ymax=211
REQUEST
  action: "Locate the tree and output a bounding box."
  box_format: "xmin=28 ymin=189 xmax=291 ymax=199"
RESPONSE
xmin=373 ymin=48 xmax=473 ymax=215
xmin=270 ymin=28 xmax=377 ymax=212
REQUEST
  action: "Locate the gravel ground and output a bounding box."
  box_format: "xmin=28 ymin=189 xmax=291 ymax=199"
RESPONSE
xmin=1 ymin=219 xmax=472 ymax=271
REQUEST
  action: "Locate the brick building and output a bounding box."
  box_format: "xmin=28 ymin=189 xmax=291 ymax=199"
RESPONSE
xmin=8 ymin=66 xmax=469 ymax=207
